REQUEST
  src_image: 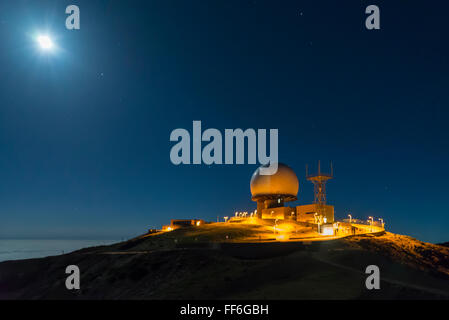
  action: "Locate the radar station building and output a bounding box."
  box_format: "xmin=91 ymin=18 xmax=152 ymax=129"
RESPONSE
xmin=250 ymin=163 xmax=299 ymax=220
xmin=250 ymin=162 xmax=334 ymax=223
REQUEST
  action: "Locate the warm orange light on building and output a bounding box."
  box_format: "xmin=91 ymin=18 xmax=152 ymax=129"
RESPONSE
xmin=276 ymin=234 xmax=289 ymax=241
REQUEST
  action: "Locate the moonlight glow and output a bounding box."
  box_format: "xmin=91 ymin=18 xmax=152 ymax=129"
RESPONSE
xmin=36 ymin=35 xmax=54 ymax=50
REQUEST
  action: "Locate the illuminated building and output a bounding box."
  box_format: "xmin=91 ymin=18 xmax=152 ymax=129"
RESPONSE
xmin=296 ymin=204 xmax=334 ymax=224
xmin=250 ymin=162 xmax=335 ymax=225
xmin=162 ymin=219 xmax=205 ymax=231
xmin=250 ymin=163 xmax=299 ymax=220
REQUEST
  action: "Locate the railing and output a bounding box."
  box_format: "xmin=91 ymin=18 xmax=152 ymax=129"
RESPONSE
xmin=342 ymin=218 xmax=383 ymax=227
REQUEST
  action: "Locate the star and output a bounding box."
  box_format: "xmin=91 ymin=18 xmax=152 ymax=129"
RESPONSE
xmin=37 ymin=35 xmax=54 ymax=51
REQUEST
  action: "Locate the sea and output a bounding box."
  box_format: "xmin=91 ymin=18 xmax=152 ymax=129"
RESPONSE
xmin=0 ymin=239 xmax=119 ymax=262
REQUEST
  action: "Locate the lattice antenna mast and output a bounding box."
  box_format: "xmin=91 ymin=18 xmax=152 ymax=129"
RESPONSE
xmin=306 ymin=161 xmax=334 ymax=217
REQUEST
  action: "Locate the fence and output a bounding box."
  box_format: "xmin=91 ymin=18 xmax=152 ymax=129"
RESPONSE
xmin=341 ymin=218 xmax=383 ymax=227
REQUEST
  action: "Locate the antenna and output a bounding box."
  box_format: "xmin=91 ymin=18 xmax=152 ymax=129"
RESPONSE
xmin=306 ymin=161 xmax=334 ymax=218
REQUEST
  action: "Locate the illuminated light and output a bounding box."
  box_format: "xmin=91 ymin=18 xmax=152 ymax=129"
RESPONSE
xmin=276 ymin=234 xmax=288 ymax=241
xmin=167 ymin=227 xmax=173 ymax=231
xmin=368 ymin=216 xmax=374 ymax=232
xmin=196 ymin=221 xmax=201 ymax=226
xmin=321 ymin=226 xmax=334 ymax=236
xmin=37 ymin=35 xmax=54 ymax=50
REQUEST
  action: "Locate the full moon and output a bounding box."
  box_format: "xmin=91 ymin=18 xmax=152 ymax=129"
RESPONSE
xmin=37 ymin=35 xmax=54 ymax=50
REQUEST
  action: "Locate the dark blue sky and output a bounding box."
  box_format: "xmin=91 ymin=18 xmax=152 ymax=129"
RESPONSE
xmin=0 ymin=1 xmax=448 ymax=242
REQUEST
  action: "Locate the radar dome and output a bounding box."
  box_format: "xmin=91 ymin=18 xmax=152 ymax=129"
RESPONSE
xmin=250 ymin=163 xmax=299 ymax=201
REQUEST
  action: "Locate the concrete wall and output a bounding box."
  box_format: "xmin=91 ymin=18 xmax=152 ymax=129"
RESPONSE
xmin=261 ymin=206 xmax=296 ymax=220
xmin=296 ymin=204 xmax=334 ymax=223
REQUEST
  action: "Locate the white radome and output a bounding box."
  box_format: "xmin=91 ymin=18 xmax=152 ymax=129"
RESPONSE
xmin=250 ymin=163 xmax=299 ymax=199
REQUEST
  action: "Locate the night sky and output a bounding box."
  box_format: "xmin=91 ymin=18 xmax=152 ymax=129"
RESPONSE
xmin=0 ymin=1 xmax=448 ymax=242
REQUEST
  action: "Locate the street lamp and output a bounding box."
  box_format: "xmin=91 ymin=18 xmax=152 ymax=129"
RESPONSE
xmin=348 ymin=214 xmax=352 ymax=224
xmin=368 ymin=216 xmax=374 ymax=232
xmin=379 ymin=218 xmax=384 ymax=228
xmin=224 ymin=216 xmax=229 ymax=222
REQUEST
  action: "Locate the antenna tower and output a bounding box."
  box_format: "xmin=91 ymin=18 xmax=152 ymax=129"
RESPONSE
xmin=306 ymin=161 xmax=334 ymax=220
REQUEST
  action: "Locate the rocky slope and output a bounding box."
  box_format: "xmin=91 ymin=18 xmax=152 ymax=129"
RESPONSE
xmin=0 ymin=228 xmax=448 ymax=300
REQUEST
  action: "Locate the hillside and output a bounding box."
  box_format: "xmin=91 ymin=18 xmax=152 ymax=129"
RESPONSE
xmin=0 ymin=226 xmax=448 ymax=300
